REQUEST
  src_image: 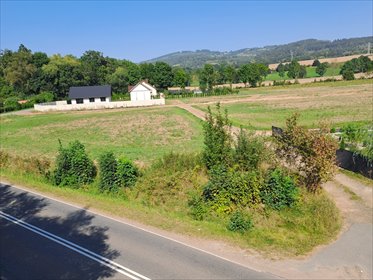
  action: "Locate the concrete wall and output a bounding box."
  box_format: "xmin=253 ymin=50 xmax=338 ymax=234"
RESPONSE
xmin=34 ymin=98 xmax=165 ymax=112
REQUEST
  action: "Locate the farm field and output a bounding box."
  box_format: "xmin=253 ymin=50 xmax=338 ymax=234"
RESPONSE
xmin=265 ymin=66 xmax=341 ymax=81
xmin=0 ymin=107 xmax=204 ymax=165
xmin=191 ymin=80 xmax=372 ymax=130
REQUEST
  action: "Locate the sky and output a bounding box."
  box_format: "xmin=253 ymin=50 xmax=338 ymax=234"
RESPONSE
xmin=1 ymin=1 xmax=372 ymax=62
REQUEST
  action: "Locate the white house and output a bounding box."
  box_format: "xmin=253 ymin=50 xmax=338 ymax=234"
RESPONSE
xmin=69 ymin=85 xmax=111 ymax=104
xmin=129 ymin=81 xmax=157 ymax=101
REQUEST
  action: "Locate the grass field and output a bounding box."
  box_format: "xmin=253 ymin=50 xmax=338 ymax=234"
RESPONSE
xmin=0 ymin=107 xmax=204 ymax=165
xmin=1 ymin=80 xmax=353 ymax=257
xmin=192 ymin=81 xmax=372 ymax=130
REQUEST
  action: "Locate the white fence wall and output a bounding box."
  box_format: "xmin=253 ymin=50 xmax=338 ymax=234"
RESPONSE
xmin=34 ymin=99 xmax=165 ymax=112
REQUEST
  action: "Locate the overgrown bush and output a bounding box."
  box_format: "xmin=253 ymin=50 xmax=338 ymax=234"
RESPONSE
xmin=116 ymin=158 xmax=139 ymax=188
xmin=188 ymin=192 xmax=208 ymax=221
xmin=203 ymin=103 xmax=233 ymax=170
xmin=341 ymin=69 xmax=355 ymax=80
xmin=234 ymin=128 xmax=267 ymax=171
xmin=201 ymin=104 xmax=272 ymax=214
xmin=98 ymin=153 xmax=139 ymax=193
xmin=261 ymin=168 xmax=299 ymax=210
xmin=98 ymin=152 xmax=118 ymax=193
xmin=227 ymin=210 xmax=253 ymax=233
xmin=203 ymin=166 xmax=263 ymax=214
xmin=275 ymin=114 xmax=338 ymax=192
xmin=53 ymin=140 xmax=96 ymax=187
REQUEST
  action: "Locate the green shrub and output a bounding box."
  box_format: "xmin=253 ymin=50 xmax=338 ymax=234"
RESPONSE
xmin=188 ymin=192 xmax=208 ymax=221
xmin=234 ymin=128 xmax=267 ymax=171
xmin=341 ymin=69 xmax=355 ymax=80
xmin=98 ymin=152 xmax=118 ymax=193
xmin=30 ymin=91 xmax=54 ymax=104
xmin=203 ymin=166 xmax=262 ymax=214
xmin=227 ymin=210 xmax=253 ymax=233
xmin=53 ymin=140 xmax=96 ymax=187
xmin=228 ymin=170 xmax=262 ymax=207
xmin=116 ymin=158 xmax=139 ymax=188
xmin=3 ymin=97 xmax=21 ymax=112
xmin=261 ymin=168 xmax=298 ymax=210
xmin=203 ymin=103 xmax=233 ymax=170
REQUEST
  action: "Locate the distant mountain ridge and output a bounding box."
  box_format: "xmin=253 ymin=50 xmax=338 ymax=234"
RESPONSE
xmin=145 ymin=36 xmax=373 ymax=68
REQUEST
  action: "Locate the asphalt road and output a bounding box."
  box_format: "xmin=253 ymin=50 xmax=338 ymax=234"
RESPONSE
xmin=0 ymin=183 xmax=279 ymax=279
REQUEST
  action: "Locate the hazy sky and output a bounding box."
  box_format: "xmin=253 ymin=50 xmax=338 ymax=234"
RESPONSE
xmin=1 ymin=1 xmax=372 ymax=62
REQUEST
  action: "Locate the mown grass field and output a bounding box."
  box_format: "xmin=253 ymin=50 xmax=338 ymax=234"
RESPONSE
xmin=0 ymin=107 xmax=204 ymax=165
xmin=192 ymin=80 xmax=372 ymax=130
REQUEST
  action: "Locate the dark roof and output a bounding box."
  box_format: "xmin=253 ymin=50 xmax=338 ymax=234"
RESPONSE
xmin=69 ymin=85 xmax=112 ymax=99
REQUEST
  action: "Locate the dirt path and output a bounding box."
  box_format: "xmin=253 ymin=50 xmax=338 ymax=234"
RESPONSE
xmin=210 ymin=174 xmax=373 ymax=279
xmin=174 ymin=98 xmax=372 ymax=278
xmin=173 ymin=99 xmax=272 ymax=137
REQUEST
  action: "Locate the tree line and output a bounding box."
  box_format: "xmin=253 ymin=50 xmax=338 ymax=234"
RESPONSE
xmin=0 ymin=45 xmax=270 ymax=104
xmin=1 ymin=44 xmax=372 ymax=112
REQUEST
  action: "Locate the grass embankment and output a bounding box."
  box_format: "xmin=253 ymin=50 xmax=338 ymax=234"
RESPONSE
xmin=0 ymin=95 xmax=343 ymax=257
xmin=0 ymin=150 xmax=341 ymax=257
xmin=0 ymin=106 xmax=204 ymax=166
xmin=192 ymin=82 xmax=372 ymax=130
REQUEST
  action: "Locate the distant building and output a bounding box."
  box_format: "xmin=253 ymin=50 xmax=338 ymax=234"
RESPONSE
xmin=129 ymin=81 xmax=157 ymax=101
xmin=69 ymin=85 xmax=112 ymax=104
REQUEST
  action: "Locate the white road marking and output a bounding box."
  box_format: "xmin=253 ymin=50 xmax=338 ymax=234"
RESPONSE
xmin=0 ymin=210 xmax=150 ymax=280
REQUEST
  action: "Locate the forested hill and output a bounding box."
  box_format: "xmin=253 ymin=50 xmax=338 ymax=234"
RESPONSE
xmin=145 ymin=37 xmax=373 ymax=68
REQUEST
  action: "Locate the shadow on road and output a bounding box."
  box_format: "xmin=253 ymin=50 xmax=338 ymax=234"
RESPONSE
xmin=0 ymin=184 xmax=120 ymax=279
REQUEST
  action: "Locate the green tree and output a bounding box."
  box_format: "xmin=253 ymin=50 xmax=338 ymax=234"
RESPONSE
xmin=276 ymin=63 xmax=286 ymax=77
xmin=172 ymin=68 xmax=188 ymax=88
xmin=234 ymin=128 xmax=267 ymax=172
xmin=42 ymin=55 xmax=83 ymax=99
xmin=152 ymin=62 xmax=173 ymax=90
xmin=239 ymin=63 xmax=268 ymax=87
xmin=199 ymin=64 xmax=217 ymax=92
xmin=287 ymin=60 xmax=306 ymax=79
xmin=53 ymin=140 xmax=96 ymax=187
xmin=139 ymin=63 xmax=155 ymax=83
xmin=224 ymin=65 xmax=236 ymax=88
xmin=3 ymin=45 xmax=36 ymax=94
xmin=98 ymin=152 xmax=118 ymax=193
xmin=116 ymin=158 xmax=139 ymax=188
xmin=32 ymin=52 xmax=50 ymax=68
xmin=312 ymin=59 xmax=321 ymax=67
xmin=80 ymin=50 xmax=108 ymax=85
xmin=316 ymin=62 xmax=328 ymax=77
xmin=108 ymin=61 xmax=141 ymax=93
xmin=203 ymin=103 xmax=232 ymax=170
